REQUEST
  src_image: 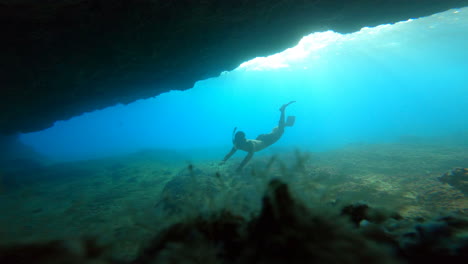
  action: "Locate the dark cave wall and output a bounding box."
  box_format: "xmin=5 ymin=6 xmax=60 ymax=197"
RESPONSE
xmin=1 ymin=0 xmax=468 ymax=134
xmin=0 ymin=133 xmax=45 ymax=169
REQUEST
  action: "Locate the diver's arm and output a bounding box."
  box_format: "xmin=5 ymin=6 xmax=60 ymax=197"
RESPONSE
xmin=236 ymin=151 xmax=254 ymax=172
xmin=222 ymin=147 xmax=237 ymax=162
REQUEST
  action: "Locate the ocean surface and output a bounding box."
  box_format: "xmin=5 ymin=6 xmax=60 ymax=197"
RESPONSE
xmin=1 ymin=7 xmax=467 ymax=263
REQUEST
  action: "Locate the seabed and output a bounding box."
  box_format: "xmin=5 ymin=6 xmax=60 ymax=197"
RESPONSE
xmin=0 ymin=142 xmax=467 ymax=263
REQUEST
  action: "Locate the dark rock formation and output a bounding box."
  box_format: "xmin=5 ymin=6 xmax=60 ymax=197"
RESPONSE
xmin=341 ymin=202 xmax=403 ymax=227
xmin=439 ymin=168 xmax=468 ymax=195
xmin=141 ymin=179 xmax=398 ymax=264
xmin=0 ymin=133 xmax=45 ymax=169
xmin=155 ymin=165 xmax=220 ymax=214
xmin=0 ymin=239 xmax=106 ymax=264
xmin=1 ymin=179 xmax=468 ymax=263
xmin=396 ymin=215 xmax=468 ymax=264
xmin=2 ymin=0 xmax=468 ymax=134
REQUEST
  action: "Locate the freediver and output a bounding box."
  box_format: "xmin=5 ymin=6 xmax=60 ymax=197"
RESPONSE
xmin=221 ymin=101 xmax=296 ymax=172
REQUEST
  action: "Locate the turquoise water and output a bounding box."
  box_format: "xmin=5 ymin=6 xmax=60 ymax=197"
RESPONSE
xmin=21 ymin=8 xmax=468 ymax=162
xmin=2 ymin=7 xmax=468 ymax=263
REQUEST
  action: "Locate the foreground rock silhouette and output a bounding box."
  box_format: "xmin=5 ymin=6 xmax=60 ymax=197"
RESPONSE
xmin=1 ymin=179 xmax=467 ymax=264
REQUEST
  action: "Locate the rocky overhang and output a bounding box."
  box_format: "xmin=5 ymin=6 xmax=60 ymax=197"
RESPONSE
xmin=1 ymin=0 xmax=467 ymax=134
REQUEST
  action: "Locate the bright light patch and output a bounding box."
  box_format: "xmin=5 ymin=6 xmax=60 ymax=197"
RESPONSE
xmin=237 ymin=23 xmax=398 ymax=72
xmin=237 ymin=13 xmax=450 ymax=72
xmin=238 ymin=31 xmax=343 ymax=71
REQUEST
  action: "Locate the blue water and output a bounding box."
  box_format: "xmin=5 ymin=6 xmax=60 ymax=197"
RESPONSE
xmin=21 ymin=8 xmax=468 ymax=162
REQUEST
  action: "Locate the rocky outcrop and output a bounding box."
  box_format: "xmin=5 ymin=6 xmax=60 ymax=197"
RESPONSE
xmin=1 ymin=0 xmax=468 ymax=134
xmin=439 ymin=168 xmax=468 ymax=195
xmin=2 ymin=179 xmax=468 ymax=263
xmin=155 ymin=165 xmax=220 ymax=214
xmin=0 ymin=133 xmax=45 ymax=169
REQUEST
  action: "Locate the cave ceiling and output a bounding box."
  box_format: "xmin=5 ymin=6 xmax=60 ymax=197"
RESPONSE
xmin=1 ymin=0 xmax=467 ymax=134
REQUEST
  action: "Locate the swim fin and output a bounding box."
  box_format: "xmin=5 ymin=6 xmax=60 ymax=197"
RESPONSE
xmin=285 ymin=116 xmax=296 ymax=127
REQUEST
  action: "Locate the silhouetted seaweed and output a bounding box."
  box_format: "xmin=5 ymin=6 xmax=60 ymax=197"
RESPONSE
xmin=1 ymin=168 xmax=468 ymax=263
xmin=136 ymin=179 xmax=397 ymax=264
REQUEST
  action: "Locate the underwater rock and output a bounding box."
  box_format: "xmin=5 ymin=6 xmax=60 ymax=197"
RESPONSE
xmin=155 ymin=165 xmax=221 ymax=215
xmin=2 ymin=178 xmax=468 ymax=263
xmin=341 ymin=203 xmax=371 ymax=227
xmin=341 ymin=203 xmax=403 ymax=227
xmin=0 ymin=134 xmax=46 ymax=170
xmin=0 ymin=133 xmax=49 ymax=190
xmin=397 ymin=214 xmax=468 ymax=264
xmin=2 ymin=0 xmax=468 ymax=134
xmin=0 ymin=158 xmax=45 ymax=190
xmin=1 ymin=158 xmax=44 ymax=174
xmin=239 ymin=180 xmax=397 ymax=264
xmin=1 ymin=161 xmax=95 ymax=191
xmin=144 ymin=179 xmax=398 ymax=264
xmin=438 ymin=168 xmax=468 ymax=195
xmin=132 ymin=210 xmax=245 ymax=264
xmin=0 ymin=239 xmax=106 ymax=264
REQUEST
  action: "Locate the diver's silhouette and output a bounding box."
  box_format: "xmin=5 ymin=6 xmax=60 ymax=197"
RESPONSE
xmin=221 ymin=101 xmax=296 ymax=172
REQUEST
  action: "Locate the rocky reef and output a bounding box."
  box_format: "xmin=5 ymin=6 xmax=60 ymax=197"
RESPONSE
xmin=1 ymin=143 xmax=467 ymax=263
xmin=439 ymin=168 xmax=468 ymax=196
xmin=2 ymin=0 xmax=468 ymax=134
xmin=0 ymin=134 xmax=46 ymax=178
xmin=1 ymin=178 xmax=467 ymax=264
xmin=155 ymin=165 xmax=221 ymax=215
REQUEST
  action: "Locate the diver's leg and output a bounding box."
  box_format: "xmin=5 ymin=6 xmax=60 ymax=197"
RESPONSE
xmin=258 ymin=101 xmax=296 ymax=146
xmin=279 ymin=108 xmax=285 ymax=127
xmin=278 ymin=101 xmax=296 ymax=128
